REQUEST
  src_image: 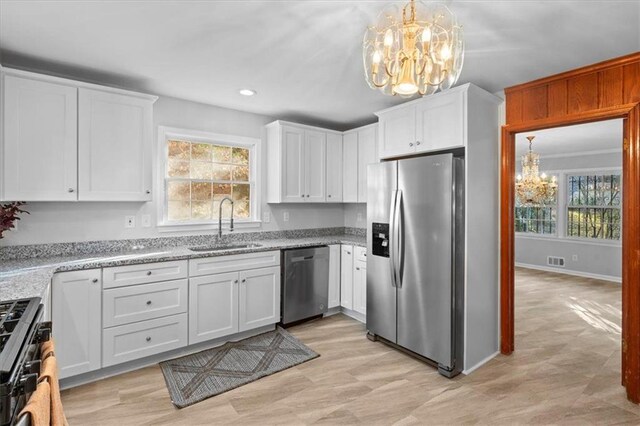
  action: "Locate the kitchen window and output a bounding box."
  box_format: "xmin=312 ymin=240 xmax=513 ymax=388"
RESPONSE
xmin=566 ymin=173 xmax=621 ymax=240
xmin=158 ymin=127 xmax=261 ymax=229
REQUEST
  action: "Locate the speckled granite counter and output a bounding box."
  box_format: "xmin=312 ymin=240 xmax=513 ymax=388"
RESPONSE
xmin=0 ymin=234 xmax=366 ymax=301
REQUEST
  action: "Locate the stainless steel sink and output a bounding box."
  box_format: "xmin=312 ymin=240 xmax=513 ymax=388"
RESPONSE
xmin=189 ymin=243 xmax=262 ymax=252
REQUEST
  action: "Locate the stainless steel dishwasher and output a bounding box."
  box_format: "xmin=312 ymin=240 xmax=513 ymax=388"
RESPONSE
xmin=281 ymin=246 xmax=330 ymax=326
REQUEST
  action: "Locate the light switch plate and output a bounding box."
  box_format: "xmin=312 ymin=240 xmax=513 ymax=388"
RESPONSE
xmin=263 ymin=211 xmax=271 ymax=223
xmin=125 ymin=215 xmax=136 ymax=228
xmin=141 ymin=214 xmax=151 ymax=228
xmin=283 ymin=211 xmax=290 ymax=222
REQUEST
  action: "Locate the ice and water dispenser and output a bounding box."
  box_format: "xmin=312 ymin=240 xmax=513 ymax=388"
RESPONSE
xmin=371 ymin=222 xmax=390 ymax=258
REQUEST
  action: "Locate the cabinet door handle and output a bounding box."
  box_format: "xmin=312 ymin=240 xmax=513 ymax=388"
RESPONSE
xmin=68 ymin=188 xmax=75 ymax=193
xmin=92 ymin=278 xmax=98 ymax=283
xmin=409 ymin=143 xmax=414 ymax=147
xmin=242 ymin=279 xmax=246 ymax=283
xmin=146 ymin=336 xmax=151 ymax=342
xmin=306 ymin=194 xmax=310 ymax=198
xmin=346 ymin=251 xmax=351 ymax=255
xmin=356 ymin=267 xmax=360 ymax=271
xmin=301 ymin=195 xmax=305 ymax=198
xmin=234 ymin=279 xmax=239 ymax=284
xmin=416 ymin=141 xmax=421 ymax=146
xmin=146 ymin=300 xmax=152 ymax=306
xmin=146 ymin=190 xmax=151 ymax=194
xmin=328 ymin=194 xmax=332 ymax=198
xmin=146 ymin=271 xmax=152 ymax=276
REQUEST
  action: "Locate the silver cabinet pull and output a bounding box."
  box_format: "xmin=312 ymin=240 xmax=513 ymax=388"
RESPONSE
xmin=346 ymin=251 xmax=351 ymax=255
xmin=356 ymin=267 xmax=361 ymax=271
xmin=146 ymin=336 xmax=151 ymax=342
xmin=306 ymin=194 xmax=310 ymax=197
xmin=146 ymin=300 xmax=152 ymax=306
xmin=242 ymin=279 xmax=246 ymax=283
xmin=301 ymin=195 xmax=305 ymax=198
xmin=146 ymin=271 xmax=152 ymax=276
xmin=416 ymin=141 xmax=421 ymax=145
xmin=68 ymin=188 xmax=75 ymax=193
xmin=234 ymin=279 xmax=239 ymax=284
xmin=145 ymin=190 xmax=151 ymax=194
xmin=409 ymin=142 xmax=414 ymax=147
xmin=328 ymin=194 xmax=332 ymax=198
xmin=92 ymin=278 xmax=98 ymax=283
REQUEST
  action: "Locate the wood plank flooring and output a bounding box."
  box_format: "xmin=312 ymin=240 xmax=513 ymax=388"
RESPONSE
xmin=61 ymin=268 xmax=640 ymax=424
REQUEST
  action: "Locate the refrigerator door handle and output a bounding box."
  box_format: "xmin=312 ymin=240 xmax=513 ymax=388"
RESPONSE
xmin=389 ymin=190 xmax=399 ymax=288
xmin=395 ymin=190 xmax=404 ymax=288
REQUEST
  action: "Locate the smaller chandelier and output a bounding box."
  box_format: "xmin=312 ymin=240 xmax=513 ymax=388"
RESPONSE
xmin=363 ymin=0 xmax=464 ymax=97
xmin=516 ymin=136 xmax=558 ymax=206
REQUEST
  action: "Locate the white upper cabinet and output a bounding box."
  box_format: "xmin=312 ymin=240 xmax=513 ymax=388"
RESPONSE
xmin=357 ymin=125 xmax=377 ymax=203
xmin=376 ymin=84 xmax=479 ymax=160
xmin=416 ymin=89 xmax=465 ymax=153
xmin=78 ymin=88 xmax=153 ymax=201
xmin=1 ymin=75 xmax=78 ymax=201
xmin=266 ymin=121 xmax=334 ymax=203
xmin=326 ymin=133 xmax=343 ymax=202
xmin=1 ymin=68 xmax=157 ymax=202
xmin=304 ymin=129 xmax=327 ymax=203
xmin=342 ymin=132 xmax=358 ymax=203
xmin=377 ymin=105 xmax=416 ymax=159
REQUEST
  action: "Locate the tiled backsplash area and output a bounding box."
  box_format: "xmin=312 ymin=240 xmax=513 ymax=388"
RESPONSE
xmin=0 ymin=227 xmax=365 ymax=261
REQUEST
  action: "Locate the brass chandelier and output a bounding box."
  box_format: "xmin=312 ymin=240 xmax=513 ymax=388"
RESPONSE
xmin=516 ymin=136 xmax=558 ymax=206
xmin=363 ymin=0 xmax=464 ymax=97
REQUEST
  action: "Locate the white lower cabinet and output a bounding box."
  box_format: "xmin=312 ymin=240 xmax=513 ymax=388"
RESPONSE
xmin=340 ymin=245 xmax=354 ymax=310
xmin=103 ymin=314 xmax=188 ymax=367
xmin=328 ymin=245 xmax=341 ymax=308
xmin=53 ymin=250 xmax=283 ymax=380
xmin=189 ymin=272 xmax=239 ymax=344
xmin=353 ymin=260 xmax=367 ymax=315
xmin=52 ymin=269 xmax=102 ymax=379
xmin=239 ymin=266 xmax=281 ymax=332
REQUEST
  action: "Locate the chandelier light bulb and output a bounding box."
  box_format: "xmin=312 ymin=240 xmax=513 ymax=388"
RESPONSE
xmin=517 ymin=174 xmax=522 ymax=181
xmin=363 ymin=0 xmax=464 ymax=97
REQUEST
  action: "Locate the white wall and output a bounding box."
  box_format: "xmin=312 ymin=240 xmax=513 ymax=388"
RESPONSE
xmin=515 ymin=151 xmax=622 ymax=280
xmin=343 ymin=203 xmax=366 ymax=229
xmin=1 ymin=95 xmax=346 ymax=245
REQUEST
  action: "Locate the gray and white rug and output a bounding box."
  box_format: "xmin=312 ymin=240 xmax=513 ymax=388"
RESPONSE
xmin=160 ymin=327 xmax=319 ymax=408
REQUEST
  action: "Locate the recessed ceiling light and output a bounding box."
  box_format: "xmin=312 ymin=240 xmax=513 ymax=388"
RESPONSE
xmin=239 ymin=89 xmax=256 ymax=96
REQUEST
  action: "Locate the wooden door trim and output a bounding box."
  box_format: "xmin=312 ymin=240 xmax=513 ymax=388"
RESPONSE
xmin=501 ymin=52 xmax=640 ymax=403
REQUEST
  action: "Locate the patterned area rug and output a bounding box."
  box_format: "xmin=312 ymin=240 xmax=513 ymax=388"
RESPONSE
xmin=160 ymin=327 xmax=319 ymax=408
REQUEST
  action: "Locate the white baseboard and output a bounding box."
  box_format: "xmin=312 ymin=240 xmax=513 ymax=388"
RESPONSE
xmin=339 ymin=307 xmax=366 ymax=324
xmin=515 ymin=262 xmax=621 ymax=283
xmin=60 ymin=324 xmax=275 ymax=390
xmin=462 ymin=350 xmax=500 ymax=375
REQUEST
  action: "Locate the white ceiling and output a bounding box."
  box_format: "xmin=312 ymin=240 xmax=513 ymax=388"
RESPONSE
xmin=515 ymin=119 xmax=623 ymax=157
xmin=1 ymin=0 xmax=639 ymax=130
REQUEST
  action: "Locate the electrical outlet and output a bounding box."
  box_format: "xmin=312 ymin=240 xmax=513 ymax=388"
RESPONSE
xmin=572 ymin=254 xmax=578 ymax=261
xmin=141 ymin=214 xmax=151 ymax=228
xmin=356 ymin=212 xmax=363 ymax=222
xmin=125 ymin=215 xmax=136 ymax=228
xmin=263 ymin=211 xmax=271 ymax=223
xmin=283 ymin=211 xmax=290 ymax=222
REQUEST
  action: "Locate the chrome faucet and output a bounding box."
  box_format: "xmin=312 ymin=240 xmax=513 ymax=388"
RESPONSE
xmin=218 ymin=197 xmax=234 ymax=238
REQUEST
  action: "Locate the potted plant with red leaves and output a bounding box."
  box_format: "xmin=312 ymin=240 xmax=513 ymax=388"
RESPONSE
xmin=0 ymin=202 xmax=29 ymax=239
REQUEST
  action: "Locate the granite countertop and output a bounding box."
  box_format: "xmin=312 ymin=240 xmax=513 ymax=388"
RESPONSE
xmin=0 ymin=234 xmax=366 ymax=301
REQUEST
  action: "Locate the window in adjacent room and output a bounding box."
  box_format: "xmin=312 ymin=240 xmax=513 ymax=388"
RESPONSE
xmin=514 ymin=177 xmax=558 ymax=236
xmin=566 ymin=173 xmax=621 ymax=240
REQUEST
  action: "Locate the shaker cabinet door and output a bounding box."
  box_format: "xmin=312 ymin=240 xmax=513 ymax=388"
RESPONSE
xmin=2 ymin=75 xmax=78 ymax=201
xmin=326 ymin=133 xmax=343 ymax=202
xmin=305 ymin=130 xmax=326 ymax=202
xmin=189 ymin=272 xmax=239 ymax=344
xmin=377 ymin=106 xmax=416 ymax=159
xmin=239 ymin=266 xmax=281 ymax=332
xmin=52 ymin=269 xmax=102 ymax=379
xmin=78 ymin=88 xmax=153 ymax=201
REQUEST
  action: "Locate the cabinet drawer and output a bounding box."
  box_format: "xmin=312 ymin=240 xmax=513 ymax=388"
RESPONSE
xmin=103 ymin=279 xmax=188 ymax=327
xmin=102 ymin=313 xmax=187 ymax=367
xmin=354 ymin=246 xmax=367 ymax=263
xmin=189 ymin=250 xmax=280 ymax=277
xmin=103 ymin=260 xmax=188 ymax=288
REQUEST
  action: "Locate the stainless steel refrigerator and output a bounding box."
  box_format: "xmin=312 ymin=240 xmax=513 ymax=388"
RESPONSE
xmin=366 ymin=153 xmax=464 ymax=378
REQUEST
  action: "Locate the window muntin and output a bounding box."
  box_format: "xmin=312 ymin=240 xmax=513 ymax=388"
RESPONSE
xmin=165 ymin=139 xmax=252 ymax=223
xmin=566 ymin=173 xmax=621 ymax=240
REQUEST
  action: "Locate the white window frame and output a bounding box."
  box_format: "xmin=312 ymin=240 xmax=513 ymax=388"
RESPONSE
xmin=515 ymin=166 xmax=622 ymax=247
xmin=156 ymin=126 xmax=262 ymax=232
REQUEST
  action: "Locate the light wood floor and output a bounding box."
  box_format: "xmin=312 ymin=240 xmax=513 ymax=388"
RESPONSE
xmin=62 ymin=268 xmax=640 ymax=424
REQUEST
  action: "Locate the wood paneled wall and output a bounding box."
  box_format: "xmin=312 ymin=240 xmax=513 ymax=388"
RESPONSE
xmin=502 ymin=51 xmax=640 ymax=403
xmin=505 ymin=53 xmax=640 ymax=125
